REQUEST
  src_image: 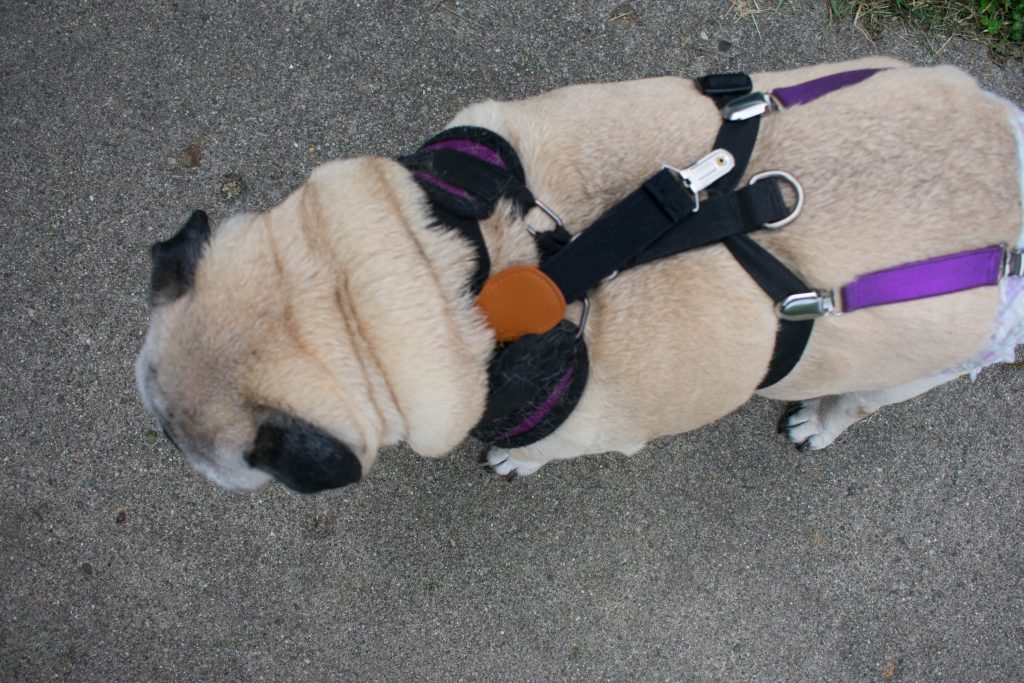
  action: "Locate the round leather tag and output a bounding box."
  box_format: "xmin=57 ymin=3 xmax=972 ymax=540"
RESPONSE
xmin=476 ymin=265 xmax=567 ymax=342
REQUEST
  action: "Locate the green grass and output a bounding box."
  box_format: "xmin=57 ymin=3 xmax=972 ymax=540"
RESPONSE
xmin=735 ymin=1 xmax=1023 ymax=59
xmin=830 ymin=1 xmax=1024 ymax=59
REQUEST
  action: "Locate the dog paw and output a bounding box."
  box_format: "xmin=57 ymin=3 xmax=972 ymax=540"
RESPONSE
xmin=778 ymin=399 xmax=835 ymax=451
xmin=484 ymin=447 xmax=543 ymax=478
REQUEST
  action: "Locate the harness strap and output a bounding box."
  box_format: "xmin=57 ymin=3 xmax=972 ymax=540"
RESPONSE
xmin=698 ymin=76 xmax=815 ymax=389
xmin=710 ymin=118 xmax=761 ymax=192
xmin=399 ymin=126 xmax=534 ymax=293
xmin=722 ymin=235 xmax=816 ymax=387
xmin=625 ymin=182 xmax=788 ymax=269
xmin=403 ymin=149 xmax=535 ymax=214
xmin=842 ymin=245 xmax=1006 ymax=312
xmin=539 ymin=169 xmax=696 ymax=304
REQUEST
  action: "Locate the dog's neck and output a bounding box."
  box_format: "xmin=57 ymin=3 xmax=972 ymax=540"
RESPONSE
xmin=307 ymin=157 xmax=496 ymax=457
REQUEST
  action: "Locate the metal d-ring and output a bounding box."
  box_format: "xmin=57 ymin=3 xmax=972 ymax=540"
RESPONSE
xmin=748 ymin=170 xmax=804 ymax=229
xmin=575 ymin=297 xmax=591 ymax=340
xmin=527 ymin=198 xmax=564 ymax=236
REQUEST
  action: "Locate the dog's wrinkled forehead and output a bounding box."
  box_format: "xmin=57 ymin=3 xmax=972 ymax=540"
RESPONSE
xmin=136 ymin=209 xmax=364 ymax=493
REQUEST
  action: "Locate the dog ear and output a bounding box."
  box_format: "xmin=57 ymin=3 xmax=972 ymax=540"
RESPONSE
xmin=149 ymin=210 xmax=211 ymax=306
xmin=246 ymin=411 xmax=362 ymax=493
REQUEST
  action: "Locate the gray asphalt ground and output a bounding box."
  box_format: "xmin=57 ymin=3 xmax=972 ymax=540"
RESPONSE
xmin=2 ymin=1 xmax=1023 ymax=681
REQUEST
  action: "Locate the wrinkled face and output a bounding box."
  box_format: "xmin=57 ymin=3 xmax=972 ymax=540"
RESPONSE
xmin=135 ymin=210 xmax=374 ymax=493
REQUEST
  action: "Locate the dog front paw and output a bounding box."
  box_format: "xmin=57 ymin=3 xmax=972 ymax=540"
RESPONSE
xmin=484 ymin=447 xmax=543 ymax=478
xmin=778 ymin=399 xmax=835 ymax=451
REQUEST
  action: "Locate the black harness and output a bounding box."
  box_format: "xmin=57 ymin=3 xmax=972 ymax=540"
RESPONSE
xmin=399 ymin=74 xmax=809 ymax=447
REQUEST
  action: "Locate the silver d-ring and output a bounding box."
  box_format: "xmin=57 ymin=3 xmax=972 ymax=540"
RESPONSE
xmin=528 ymin=198 xmax=564 ymax=236
xmin=575 ymin=297 xmax=591 ymax=340
xmin=749 ymin=170 xmax=804 ymax=229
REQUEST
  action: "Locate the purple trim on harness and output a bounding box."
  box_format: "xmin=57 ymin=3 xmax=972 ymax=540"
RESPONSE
xmin=421 ymin=139 xmax=507 ymax=169
xmin=499 ymin=364 xmax=576 ymax=440
xmin=841 ymin=246 xmax=1004 ymax=312
xmin=773 ymin=68 xmax=884 ymax=108
xmin=411 ymin=170 xmax=474 ymax=201
xmin=413 ymin=138 xmax=509 ymax=200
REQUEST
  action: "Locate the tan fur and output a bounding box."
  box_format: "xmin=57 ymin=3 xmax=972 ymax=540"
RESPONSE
xmin=137 ymin=58 xmax=1023 ymax=487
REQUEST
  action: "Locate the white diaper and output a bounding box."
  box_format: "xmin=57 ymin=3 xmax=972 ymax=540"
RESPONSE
xmin=947 ymin=95 xmax=1024 ymax=379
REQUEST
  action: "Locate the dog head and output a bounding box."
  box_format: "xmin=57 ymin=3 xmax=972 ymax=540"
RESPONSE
xmin=135 ymin=158 xmax=494 ymax=492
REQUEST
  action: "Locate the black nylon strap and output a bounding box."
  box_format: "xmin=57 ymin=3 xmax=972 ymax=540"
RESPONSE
xmin=539 ymin=169 xmax=697 ymax=304
xmin=697 ymin=73 xmax=813 ymax=389
xmin=723 ymin=234 xmax=813 ymax=388
xmin=708 ymin=118 xmax=761 ymax=195
xmin=625 ymin=181 xmax=787 ymax=269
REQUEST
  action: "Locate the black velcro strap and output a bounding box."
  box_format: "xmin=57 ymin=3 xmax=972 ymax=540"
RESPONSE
xmin=539 ymin=169 xmax=696 ymax=303
xmin=471 ymin=320 xmax=589 ymax=448
xmin=625 ymin=181 xmax=788 ymax=269
xmin=697 ymin=73 xmax=753 ymax=107
xmin=723 ymin=234 xmax=813 ymax=388
xmin=410 ymin=125 xmax=530 ymax=190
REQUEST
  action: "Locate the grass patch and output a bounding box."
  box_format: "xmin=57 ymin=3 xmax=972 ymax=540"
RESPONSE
xmin=733 ymin=1 xmax=1023 ymax=60
xmin=830 ymin=1 xmax=1024 ymax=59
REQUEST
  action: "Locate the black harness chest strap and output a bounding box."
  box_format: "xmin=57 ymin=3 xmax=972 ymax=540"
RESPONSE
xmin=624 ymin=181 xmax=788 ymax=270
xmin=539 ymin=169 xmax=696 ymax=303
xmin=536 ymin=171 xmax=788 ymax=304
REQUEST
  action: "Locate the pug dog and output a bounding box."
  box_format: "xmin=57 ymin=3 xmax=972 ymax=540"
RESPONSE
xmin=136 ymin=56 xmax=1024 ymax=492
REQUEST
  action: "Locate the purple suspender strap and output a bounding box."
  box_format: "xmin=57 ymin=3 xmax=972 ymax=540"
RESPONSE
xmin=778 ymin=245 xmax=1021 ymax=320
xmin=772 ymin=69 xmax=884 ymax=108
xmin=842 ymin=246 xmax=1006 ymax=312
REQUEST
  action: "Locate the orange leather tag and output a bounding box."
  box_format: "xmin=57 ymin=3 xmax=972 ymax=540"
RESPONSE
xmin=476 ymin=265 xmax=567 ymax=343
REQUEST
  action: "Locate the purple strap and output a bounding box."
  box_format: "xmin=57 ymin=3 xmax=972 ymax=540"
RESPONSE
xmin=841 ymin=246 xmax=1005 ymax=313
xmin=773 ymin=68 xmax=884 ymax=108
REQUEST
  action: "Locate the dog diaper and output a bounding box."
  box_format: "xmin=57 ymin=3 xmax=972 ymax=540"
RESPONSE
xmin=947 ymin=95 xmax=1024 ymax=379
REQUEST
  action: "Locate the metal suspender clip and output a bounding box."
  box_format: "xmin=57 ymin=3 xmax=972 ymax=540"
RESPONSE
xmin=721 ymin=92 xmax=779 ymax=122
xmin=1003 ymin=247 xmax=1024 ymax=279
xmin=776 ymin=290 xmax=841 ymax=321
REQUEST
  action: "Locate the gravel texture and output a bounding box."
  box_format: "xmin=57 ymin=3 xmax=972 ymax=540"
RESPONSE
xmin=2 ymin=2 xmax=1022 ymax=681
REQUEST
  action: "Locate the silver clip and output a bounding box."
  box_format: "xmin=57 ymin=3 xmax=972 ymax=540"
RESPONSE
xmin=776 ymin=290 xmax=840 ymax=321
xmin=721 ymin=92 xmax=777 ymax=121
xmin=1004 ymin=247 xmax=1024 ymax=279
xmin=662 ymin=149 xmax=735 ymax=211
